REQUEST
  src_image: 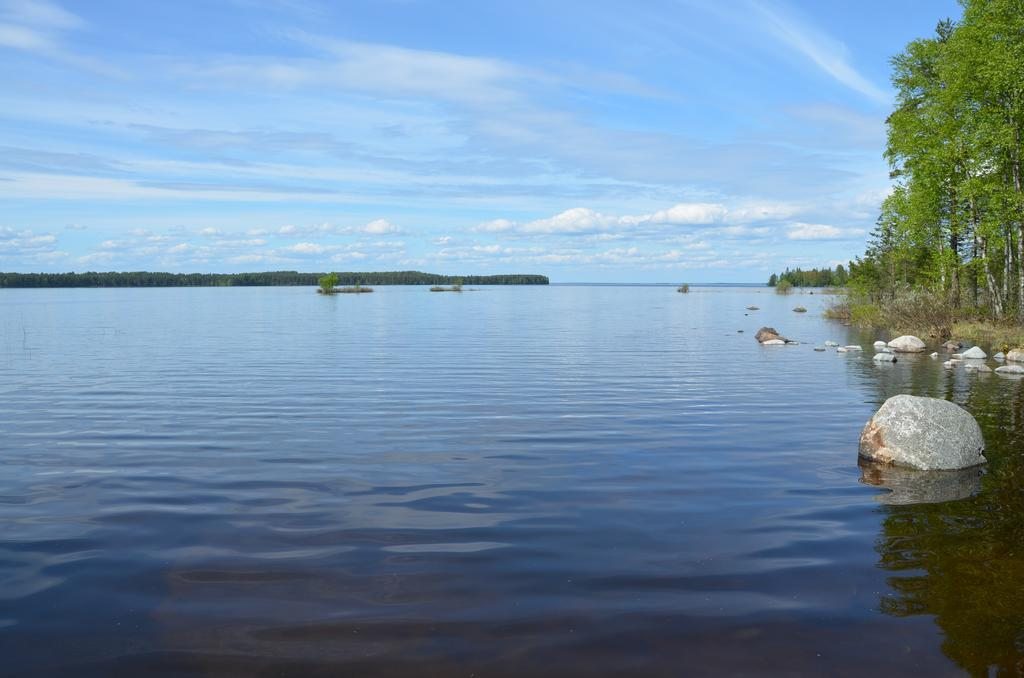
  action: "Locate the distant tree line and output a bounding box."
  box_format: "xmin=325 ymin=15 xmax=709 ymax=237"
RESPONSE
xmin=0 ymin=270 xmax=549 ymax=288
xmin=767 ymin=265 xmax=849 ymax=288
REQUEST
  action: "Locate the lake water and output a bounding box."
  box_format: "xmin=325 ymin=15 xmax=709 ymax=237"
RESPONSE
xmin=2 ymin=285 xmax=1023 ymax=676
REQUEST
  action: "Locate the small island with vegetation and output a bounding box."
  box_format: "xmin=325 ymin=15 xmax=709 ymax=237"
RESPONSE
xmin=318 ymin=273 xmax=372 ymax=294
xmin=430 ymin=279 xmax=463 ymax=292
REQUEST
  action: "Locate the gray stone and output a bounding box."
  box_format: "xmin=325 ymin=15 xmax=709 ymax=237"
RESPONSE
xmin=859 ymin=395 xmax=986 ymax=471
xmin=930 ymin=352 xmax=939 ymax=359
xmin=873 ymin=341 xmax=887 ymax=349
xmin=1006 ymin=349 xmax=1024 ymax=363
xmin=962 ymin=346 xmax=987 ymax=359
xmin=951 ymin=353 xmax=964 ymax=360
xmin=994 ymin=352 xmax=1006 ymax=361
xmin=873 ymin=353 xmax=897 ymax=363
xmin=813 ymin=346 xmax=826 ymax=352
xmin=761 ymin=339 xmax=785 ymax=345
xmin=837 ymin=347 xmax=849 ymax=353
xmin=995 ymin=364 xmax=1024 ymax=375
xmin=824 ymin=341 xmax=839 ymax=347
xmin=965 ymin=364 xmax=992 ymax=373
xmin=888 ymin=335 xmax=927 ymax=353
xmin=844 ymin=345 xmax=863 ymax=351
xmin=793 ymin=306 xmax=807 ymax=313
xmin=943 ymin=340 xmax=963 ymax=352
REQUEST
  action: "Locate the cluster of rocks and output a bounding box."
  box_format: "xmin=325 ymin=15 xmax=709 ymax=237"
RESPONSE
xmin=752 ymin=319 xmax=1024 ymax=380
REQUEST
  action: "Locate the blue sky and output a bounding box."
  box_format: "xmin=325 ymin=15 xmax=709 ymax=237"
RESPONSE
xmin=0 ymin=0 xmax=960 ymax=282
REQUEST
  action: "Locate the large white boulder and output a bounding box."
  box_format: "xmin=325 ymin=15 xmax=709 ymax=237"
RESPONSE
xmin=887 ymin=335 xmax=927 ymax=353
xmin=1006 ymin=349 xmax=1024 ymax=362
xmin=859 ymin=395 xmax=986 ymax=470
xmin=996 ymin=364 xmax=1024 ymax=375
xmin=962 ymin=346 xmax=987 ymax=359
xmin=873 ymin=353 xmax=897 ymax=363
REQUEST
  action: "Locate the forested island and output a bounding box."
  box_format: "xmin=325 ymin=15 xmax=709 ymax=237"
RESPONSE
xmin=837 ymin=0 xmax=1024 ymax=344
xmin=768 ymin=266 xmax=849 ymax=288
xmin=0 ymin=271 xmax=549 ymax=288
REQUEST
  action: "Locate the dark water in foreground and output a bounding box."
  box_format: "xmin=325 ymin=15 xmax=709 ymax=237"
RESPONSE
xmin=2 ymin=286 xmax=1024 ymax=677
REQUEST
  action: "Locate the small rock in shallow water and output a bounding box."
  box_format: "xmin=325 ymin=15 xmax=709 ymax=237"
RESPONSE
xmin=837 ymin=347 xmax=849 ymax=353
xmin=746 ymin=305 xmax=759 ymax=311
xmin=844 ymin=345 xmax=863 ymax=351
xmin=859 ymin=395 xmax=985 ymax=470
xmin=995 ymin=364 xmax=1024 ymax=375
xmin=1006 ymin=349 xmax=1024 ymax=362
xmin=873 ymin=353 xmax=897 ymax=363
xmin=761 ymin=339 xmax=786 ymax=345
xmin=994 ymin=352 xmax=1005 ymax=360
xmin=813 ymin=346 xmax=826 ymax=352
xmin=965 ymin=364 xmax=992 ymax=373
xmin=824 ymin=341 xmax=839 ymax=347
xmin=962 ymin=346 xmax=987 ymax=359
xmin=943 ymin=360 xmax=955 ymax=369
xmin=793 ymin=306 xmax=807 ymax=313
xmin=951 ymin=353 xmax=964 ymax=360
xmin=888 ymin=335 xmax=927 ymax=353
xmin=942 ymin=340 xmax=963 ymax=352
xmin=930 ymin=352 xmax=939 ymax=359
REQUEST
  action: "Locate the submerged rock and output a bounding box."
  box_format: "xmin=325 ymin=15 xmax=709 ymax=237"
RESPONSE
xmin=873 ymin=353 xmax=898 ymax=363
xmin=813 ymin=346 xmax=826 ymax=352
xmin=837 ymin=347 xmax=849 ymax=353
xmin=873 ymin=341 xmax=887 ymax=349
xmin=1006 ymin=349 xmax=1024 ymax=363
xmin=746 ymin=305 xmax=760 ymax=311
xmin=994 ymin=352 xmax=1006 ymax=361
xmin=995 ymin=364 xmax=1024 ymax=375
xmin=930 ymin=352 xmax=939 ymax=359
xmin=793 ymin=306 xmax=807 ymax=313
xmin=888 ymin=335 xmax=927 ymax=353
xmin=844 ymin=345 xmax=863 ymax=351
xmin=942 ymin=340 xmax=963 ymax=352
xmin=762 ymin=339 xmax=785 ymax=345
xmin=755 ymin=327 xmax=794 ymax=344
xmin=965 ymin=363 xmax=992 ymax=373
xmin=824 ymin=341 xmax=839 ymax=347
xmin=859 ymin=395 xmax=985 ymax=471
xmin=962 ymin=346 xmax=987 ymax=359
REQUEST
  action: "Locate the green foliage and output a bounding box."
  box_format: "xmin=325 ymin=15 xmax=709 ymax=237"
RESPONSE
xmin=774 ymin=279 xmax=793 ymax=294
xmin=847 ymin=1 xmax=1024 ymax=322
xmin=677 ymin=284 xmax=689 ymax=293
xmin=768 ymin=265 xmax=848 ymax=288
xmin=0 ymin=270 xmax=549 ymax=288
xmin=318 ymin=272 xmax=339 ymax=293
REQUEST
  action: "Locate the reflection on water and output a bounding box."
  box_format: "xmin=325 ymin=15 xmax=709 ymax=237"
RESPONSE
xmin=859 ymin=460 xmax=983 ymax=505
xmin=0 ymin=286 xmax=1023 ymax=675
xmin=856 ymin=340 xmax=1024 ymax=675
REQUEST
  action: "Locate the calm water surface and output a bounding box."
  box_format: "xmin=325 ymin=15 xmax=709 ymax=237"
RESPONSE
xmin=2 ymin=285 xmax=1023 ymax=676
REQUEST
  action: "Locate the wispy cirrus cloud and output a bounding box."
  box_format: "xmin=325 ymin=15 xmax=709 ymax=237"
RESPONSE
xmin=748 ymin=0 xmax=888 ymax=104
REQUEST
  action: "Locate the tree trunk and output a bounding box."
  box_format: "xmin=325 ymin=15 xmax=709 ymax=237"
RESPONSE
xmin=984 ymin=237 xmax=1004 ymax=318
